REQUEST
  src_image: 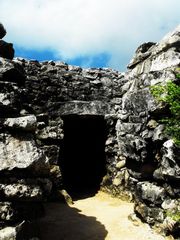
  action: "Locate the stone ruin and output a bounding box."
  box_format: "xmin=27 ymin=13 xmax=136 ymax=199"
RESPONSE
xmin=0 ymin=25 xmax=179 ymax=239
xmin=0 ymin=23 xmax=14 ymax=60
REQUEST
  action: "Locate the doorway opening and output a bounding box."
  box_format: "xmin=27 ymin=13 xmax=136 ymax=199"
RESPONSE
xmin=60 ymin=115 xmax=106 ymax=199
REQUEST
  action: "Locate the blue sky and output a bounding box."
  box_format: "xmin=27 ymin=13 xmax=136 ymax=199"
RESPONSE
xmin=0 ymin=0 xmax=180 ymax=71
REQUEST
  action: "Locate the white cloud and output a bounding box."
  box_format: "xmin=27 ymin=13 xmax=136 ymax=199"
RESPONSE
xmin=0 ymin=0 xmax=180 ymax=70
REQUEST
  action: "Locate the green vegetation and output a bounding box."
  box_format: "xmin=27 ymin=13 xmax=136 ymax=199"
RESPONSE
xmin=150 ymin=68 xmax=180 ymax=145
xmin=166 ymin=209 xmax=180 ymax=222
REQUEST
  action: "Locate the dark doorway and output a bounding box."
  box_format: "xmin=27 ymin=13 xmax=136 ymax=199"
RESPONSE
xmin=60 ymin=115 xmax=106 ymax=199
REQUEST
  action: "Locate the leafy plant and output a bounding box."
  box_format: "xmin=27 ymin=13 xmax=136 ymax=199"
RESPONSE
xmin=166 ymin=209 xmax=180 ymax=222
xmin=150 ymin=68 xmax=180 ymax=145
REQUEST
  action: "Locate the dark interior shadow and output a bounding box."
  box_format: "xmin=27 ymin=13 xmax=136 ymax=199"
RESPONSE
xmin=60 ymin=115 xmax=106 ymax=200
xmin=37 ymin=202 xmax=108 ymax=240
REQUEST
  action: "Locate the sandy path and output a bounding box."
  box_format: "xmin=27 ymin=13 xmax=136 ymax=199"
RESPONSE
xmin=38 ymin=191 xmax=166 ymax=240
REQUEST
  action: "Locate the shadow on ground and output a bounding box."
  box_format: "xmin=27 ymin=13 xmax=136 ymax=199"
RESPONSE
xmin=37 ymin=202 xmax=108 ymax=240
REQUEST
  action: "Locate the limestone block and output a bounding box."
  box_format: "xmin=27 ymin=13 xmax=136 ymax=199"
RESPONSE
xmin=153 ymin=140 xmax=180 ymax=181
xmin=117 ymin=135 xmax=141 ymax=161
xmin=152 ymin=124 xmax=165 ymax=141
xmin=1 ymin=178 xmax=52 ymax=198
xmin=147 ymin=119 xmax=158 ymax=129
xmin=116 ymin=160 xmax=126 ymax=169
xmin=36 ymin=126 xmax=64 ymax=140
xmin=41 ymin=145 xmax=60 ymax=165
xmin=128 ymin=169 xmax=143 ymax=179
xmin=116 ymin=120 xmax=142 ymax=136
xmin=0 ymin=178 xmax=52 ymax=201
xmin=4 ymin=115 xmax=37 ymax=132
xmin=140 ymin=129 xmax=153 ymax=139
xmin=0 ymin=202 xmax=16 ymax=221
xmin=122 ymin=89 xmax=155 ymax=115
xmin=128 ymin=42 xmax=155 ymax=69
xmin=68 ymin=64 xmax=82 ymax=72
xmin=82 ymin=69 xmax=99 ymax=79
xmin=134 ymin=138 xmax=146 ymax=151
xmin=128 ymin=25 xmax=180 ymax=74
xmin=113 ymin=177 xmax=122 ymax=186
xmin=48 ymin=100 xmax=115 ymax=116
xmin=0 ymin=93 xmax=11 ymax=106
xmin=0 ymin=81 xmax=22 ymax=116
xmin=0 ymin=221 xmax=40 ymax=240
xmin=0 ymin=92 xmax=19 ymax=115
xmin=0 ymin=134 xmax=50 ymax=175
xmin=49 ymin=165 xmax=62 ymax=186
xmin=113 ymin=169 xmax=129 ymax=187
xmin=101 ymin=77 xmax=114 ymax=87
xmin=0 ymin=183 xmax=42 ymax=201
xmin=134 ymin=201 xmax=165 ymax=224
xmin=150 ymin=49 xmax=180 ymax=72
xmin=0 ymin=58 xmax=25 ymax=85
xmin=153 ymin=25 xmax=180 ymax=55
xmin=0 ymin=225 xmax=18 ymax=240
xmin=117 ymin=112 xmax=130 ymax=121
xmin=162 ymin=199 xmax=180 ymax=211
xmin=136 ymin=182 xmax=166 ymax=205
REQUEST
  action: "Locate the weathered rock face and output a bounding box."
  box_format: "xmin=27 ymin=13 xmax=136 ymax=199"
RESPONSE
xmin=0 ymin=25 xmax=179 ymax=239
xmin=0 ymin=59 xmax=52 ymax=239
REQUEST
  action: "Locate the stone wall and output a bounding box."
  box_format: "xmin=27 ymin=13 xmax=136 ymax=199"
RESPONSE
xmin=0 ymin=25 xmax=179 ymax=239
xmin=0 ymin=59 xmax=53 ymax=239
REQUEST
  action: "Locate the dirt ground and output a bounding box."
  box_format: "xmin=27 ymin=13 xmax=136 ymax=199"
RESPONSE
xmin=37 ymin=191 xmax=166 ymax=240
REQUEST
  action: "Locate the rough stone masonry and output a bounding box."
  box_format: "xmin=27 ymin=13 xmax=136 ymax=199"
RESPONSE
xmin=0 ymin=25 xmax=179 ymax=239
